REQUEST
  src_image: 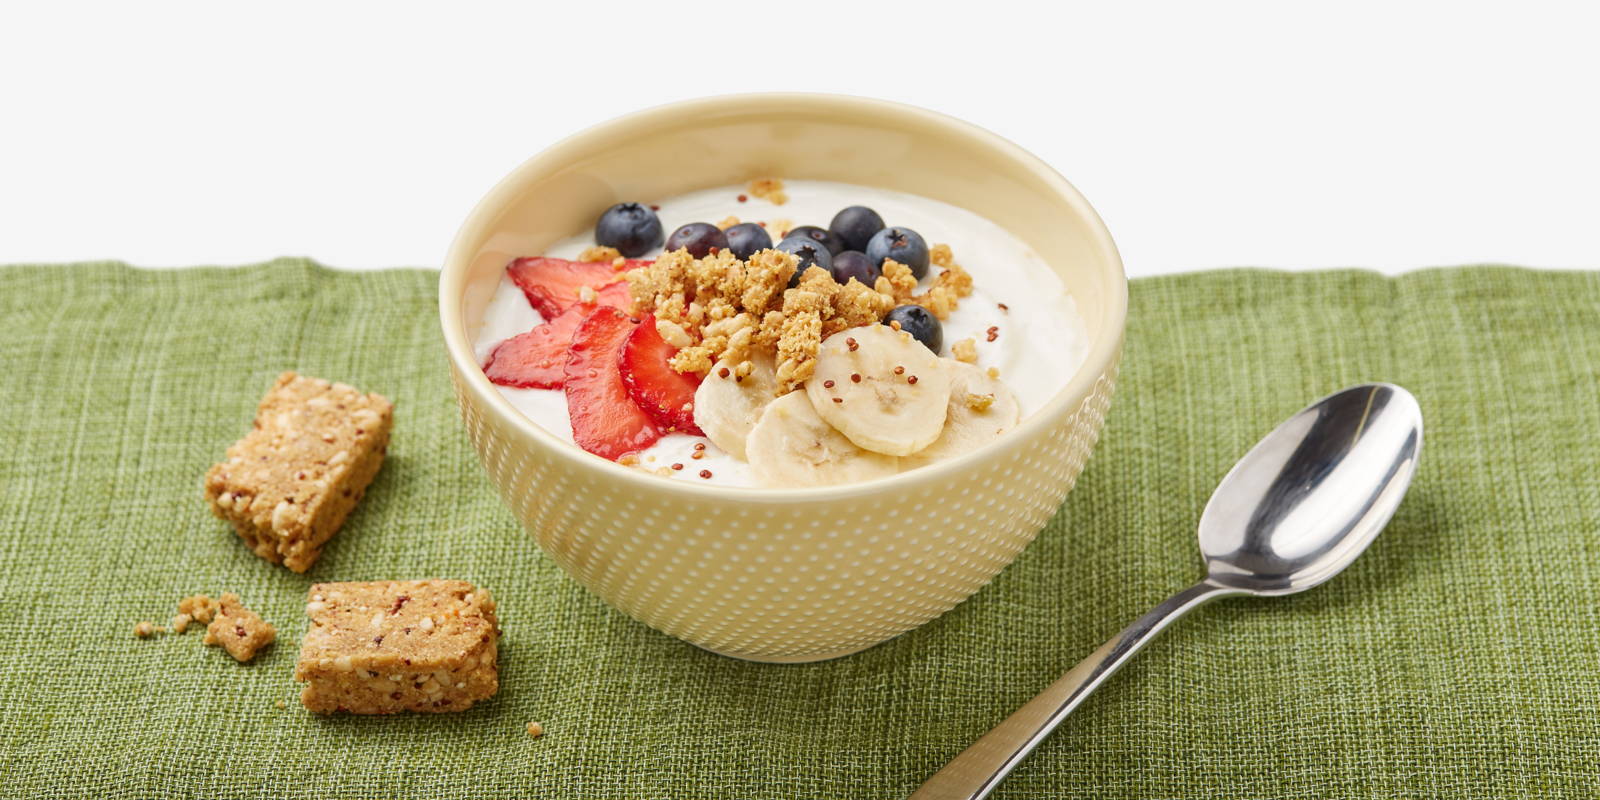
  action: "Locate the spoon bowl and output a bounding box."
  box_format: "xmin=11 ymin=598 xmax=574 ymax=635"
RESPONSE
xmin=912 ymin=383 xmax=1424 ymax=800
xmin=1200 ymin=383 xmax=1424 ymax=596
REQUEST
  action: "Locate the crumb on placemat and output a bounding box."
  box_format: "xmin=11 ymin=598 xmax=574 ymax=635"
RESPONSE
xmin=179 ymin=594 xmax=218 ymax=623
xmin=202 ymin=593 xmax=276 ymax=662
xmin=526 ymin=721 xmax=544 ymax=738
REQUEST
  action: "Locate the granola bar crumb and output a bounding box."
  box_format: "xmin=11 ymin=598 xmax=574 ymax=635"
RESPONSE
xmin=526 ymin=721 xmax=544 ymax=738
xmin=275 ymin=699 xmax=287 ymax=709
xmin=134 ymin=621 xmax=155 ymax=638
xmin=577 ymin=284 xmax=598 ymax=304
xmin=951 ymin=338 xmax=979 ymax=364
xmin=769 ymin=219 xmax=794 ymax=238
xmin=577 ymin=245 xmax=623 ymax=263
xmin=965 ymin=393 xmax=996 ymax=412
xmin=715 ymin=215 xmax=740 ymax=230
xmin=202 ymin=593 xmax=276 ymax=663
xmin=179 ymin=594 xmax=217 ymax=623
xmin=171 ymin=613 xmax=194 ymax=634
xmin=748 ymin=177 xmax=788 ymax=205
xmin=931 ymin=243 xmax=954 ymax=268
xmin=987 ymin=366 xmax=1001 ymax=379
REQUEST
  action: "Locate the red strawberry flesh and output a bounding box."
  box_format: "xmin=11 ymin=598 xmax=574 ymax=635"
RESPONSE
xmin=506 ymin=256 xmax=645 ymax=318
xmin=483 ymin=267 xmax=640 ymax=389
xmin=563 ymin=307 xmax=661 ymax=460
xmin=482 ymin=304 xmax=590 ymax=389
xmin=620 ymin=314 xmax=704 ymax=435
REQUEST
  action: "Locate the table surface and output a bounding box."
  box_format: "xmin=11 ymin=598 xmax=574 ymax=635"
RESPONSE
xmin=2 ymin=1 xmax=1597 ymax=276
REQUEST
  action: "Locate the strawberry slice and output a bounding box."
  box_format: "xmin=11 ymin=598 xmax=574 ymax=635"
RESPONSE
xmin=482 ymin=278 xmax=639 ymax=389
xmin=592 ymin=280 xmax=635 ymax=311
xmin=563 ymin=307 xmax=661 ymax=460
xmin=482 ymin=304 xmax=590 ymax=389
xmin=506 ymin=257 xmax=646 ymax=318
xmin=619 ymin=314 xmax=704 ymax=435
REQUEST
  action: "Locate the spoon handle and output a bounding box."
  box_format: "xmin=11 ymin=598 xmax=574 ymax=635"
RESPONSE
xmin=910 ymin=581 xmax=1234 ymax=800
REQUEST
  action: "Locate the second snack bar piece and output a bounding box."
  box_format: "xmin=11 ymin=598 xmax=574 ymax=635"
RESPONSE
xmin=294 ymin=580 xmax=500 ymax=714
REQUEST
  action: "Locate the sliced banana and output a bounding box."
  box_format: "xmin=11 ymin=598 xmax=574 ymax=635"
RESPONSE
xmin=693 ymin=352 xmax=779 ymax=461
xmin=746 ymin=391 xmax=900 ymax=487
xmin=903 ymin=361 xmax=1023 ymax=468
xmin=805 ymin=325 xmax=951 ymax=456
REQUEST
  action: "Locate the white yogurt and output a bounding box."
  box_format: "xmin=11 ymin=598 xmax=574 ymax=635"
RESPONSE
xmin=471 ymin=180 xmax=1089 ymax=487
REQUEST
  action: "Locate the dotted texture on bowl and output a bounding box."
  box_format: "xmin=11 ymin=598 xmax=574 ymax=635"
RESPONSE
xmin=454 ymin=363 xmax=1118 ymax=661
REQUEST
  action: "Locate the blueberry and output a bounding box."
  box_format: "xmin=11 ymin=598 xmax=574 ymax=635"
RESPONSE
xmin=886 ymin=305 xmax=942 ymax=353
xmin=594 ymin=202 xmax=664 ymax=258
xmin=828 ymin=250 xmax=881 ymax=286
xmin=785 ymin=225 xmax=845 ymax=256
xmin=664 ymin=222 xmax=730 ymax=258
xmin=865 ymin=226 xmax=930 ymax=279
xmin=776 ymin=236 xmax=833 ymax=287
xmin=723 ymin=222 xmax=773 ymax=260
xmin=828 ymin=206 xmax=885 ymax=252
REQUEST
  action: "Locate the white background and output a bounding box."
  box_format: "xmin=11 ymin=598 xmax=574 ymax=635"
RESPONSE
xmin=2 ymin=1 xmax=1597 ymax=276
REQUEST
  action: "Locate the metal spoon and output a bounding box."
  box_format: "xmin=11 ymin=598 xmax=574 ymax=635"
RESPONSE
xmin=911 ymin=383 xmax=1423 ymax=800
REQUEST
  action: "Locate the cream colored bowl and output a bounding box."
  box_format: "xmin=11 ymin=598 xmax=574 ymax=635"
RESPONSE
xmin=440 ymin=94 xmax=1126 ymax=663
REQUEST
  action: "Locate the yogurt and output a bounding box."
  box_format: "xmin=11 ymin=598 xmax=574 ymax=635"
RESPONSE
xmin=472 ymin=180 xmax=1089 ymax=487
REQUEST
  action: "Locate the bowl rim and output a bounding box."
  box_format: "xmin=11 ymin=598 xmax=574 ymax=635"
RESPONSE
xmin=440 ymin=92 xmax=1126 ymax=502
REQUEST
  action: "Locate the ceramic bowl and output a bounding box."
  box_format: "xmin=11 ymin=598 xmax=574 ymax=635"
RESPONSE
xmin=440 ymin=93 xmax=1125 ymax=662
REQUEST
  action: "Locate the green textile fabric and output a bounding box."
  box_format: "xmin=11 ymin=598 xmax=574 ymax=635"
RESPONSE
xmin=2 ymin=259 xmax=1598 ymax=799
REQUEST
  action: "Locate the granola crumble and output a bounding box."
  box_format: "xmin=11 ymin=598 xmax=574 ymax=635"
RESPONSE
xmin=526 ymin=721 xmax=545 ymax=738
xmin=747 ymin=177 xmax=788 ymax=205
xmin=577 ymin=245 xmax=623 ymax=263
xmin=715 ymin=215 xmax=740 ymax=230
xmin=616 ymin=221 xmax=974 ymax=393
xmin=951 ymin=337 xmax=979 ymax=364
xmin=965 ymin=393 xmax=997 ymax=412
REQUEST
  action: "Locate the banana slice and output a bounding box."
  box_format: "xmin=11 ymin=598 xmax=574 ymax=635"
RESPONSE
xmin=746 ymin=391 xmax=900 ymax=487
xmin=693 ymin=352 xmax=779 ymax=461
xmin=903 ymin=361 xmax=1023 ymax=468
xmin=805 ymin=325 xmax=951 ymax=456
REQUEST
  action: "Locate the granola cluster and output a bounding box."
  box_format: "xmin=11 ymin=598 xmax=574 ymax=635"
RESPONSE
xmin=622 ymin=242 xmax=975 ymax=392
xmin=747 ymin=177 xmax=788 ymax=205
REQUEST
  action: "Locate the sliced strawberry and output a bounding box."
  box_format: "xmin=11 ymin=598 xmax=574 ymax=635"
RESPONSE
xmin=482 ymin=304 xmax=590 ymax=389
xmin=506 ymin=257 xmax=646 ymax=318
xmin=619 ymin=314 xmax=704 ymax=435
xmin=563 ymin=307 xmax=661 ymax=460
xmin=592 ymin=280 xmax=635 ymax=311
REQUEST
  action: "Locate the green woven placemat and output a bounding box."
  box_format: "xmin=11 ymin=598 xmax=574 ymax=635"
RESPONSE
xmin=2 ymin=260 xmax=1597 ymax=798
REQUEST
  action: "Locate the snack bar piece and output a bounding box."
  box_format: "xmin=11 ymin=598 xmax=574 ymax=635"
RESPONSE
xmin=294 ymin=580 xmax=500 ymax=714
xmin=204 ymin=372 xmax=393 ymax=573
xmin=201 ymin=593 xmax=276 ymax=662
